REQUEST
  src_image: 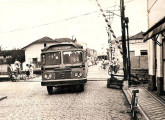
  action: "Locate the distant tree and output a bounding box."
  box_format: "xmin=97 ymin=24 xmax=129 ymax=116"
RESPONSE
xmin=0 ymin=49 xmax=25 ymax=64
xmin=10 ymin=50 xmax=25 ymax=63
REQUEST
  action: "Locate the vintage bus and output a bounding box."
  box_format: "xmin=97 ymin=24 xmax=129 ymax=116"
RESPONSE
xmin=41 ymin=42 xmax=88 ymax=94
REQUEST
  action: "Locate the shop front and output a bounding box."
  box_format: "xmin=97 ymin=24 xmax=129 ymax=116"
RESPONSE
xmin=143 ymin=17 xmax=165 ymax=95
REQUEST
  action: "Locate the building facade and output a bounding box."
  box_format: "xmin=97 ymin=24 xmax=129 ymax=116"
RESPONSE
xmin=112 ymin=32 xmax=148 ymax=70
xmin=129 ymin=32 xmax=148 ymax=70
xmin=143 ymin=0 xmax=165 ymax=95
xmin=22 ymin=37 xmax=57 ymax=70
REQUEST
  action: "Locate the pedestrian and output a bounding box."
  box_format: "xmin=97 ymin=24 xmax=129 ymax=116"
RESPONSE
xmin=25 ymin=64 xmax=30 ymax=79
xmin=14 ymin=59 xmax=21 ymax=80
xmin=14 ymin=59 xmax=21 ymax=67
xmin=113 ymin=60 xmax=117 ymax=74
xmin=7 ymin=63 xmax=13 ymax=81
xmin=116 ymin=59 xmax=120 ymax=72
xmin=15 ymin=63 xmax=20 ymax=80
xmin=19 ymin=68 xmax=23 ymax=80
xmin=29 ymin=64 xmax=33 ymax=78
xmin=101 ymin=59 xmax=105 ymax=69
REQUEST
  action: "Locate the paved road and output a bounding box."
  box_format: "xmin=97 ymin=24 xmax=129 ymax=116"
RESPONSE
xmin=0 ymin=65 xmax=131 ymax=120
xmin=87 ymin=62 xmax=109 ymax=80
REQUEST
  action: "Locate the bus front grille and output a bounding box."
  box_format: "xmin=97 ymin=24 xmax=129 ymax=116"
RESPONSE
xmin=55 ymin=72 xmax=71 ymax=79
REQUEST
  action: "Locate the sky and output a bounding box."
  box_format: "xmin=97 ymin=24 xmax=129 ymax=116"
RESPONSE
xmin=0 ymin=0 xmax=147 ymax=54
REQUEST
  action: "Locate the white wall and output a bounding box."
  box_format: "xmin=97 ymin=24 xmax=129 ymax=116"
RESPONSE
xmin=129 ymin=42 xmax=148 ymax=56
xmin=23 ymin=42 xmax=56 ymax=70
xmin=148 ymin=0 xmax=165 ymax=28
xmin=25 ymin=43 xmax=43 ymax=64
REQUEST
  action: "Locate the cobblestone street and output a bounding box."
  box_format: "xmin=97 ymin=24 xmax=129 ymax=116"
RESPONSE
xmin=0 ymin=65 xmax=131 ymax=120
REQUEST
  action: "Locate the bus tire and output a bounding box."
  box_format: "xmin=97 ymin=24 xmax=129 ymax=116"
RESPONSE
xmin=107 ymin=84 xmax=110 ymax=88
xmin=80 ymin=84 xmax=84 ymax=92
xmin=107 ymin=79 xmax=110 ymax=88
xmin=47 ymin=86 xmax=53 ymax=94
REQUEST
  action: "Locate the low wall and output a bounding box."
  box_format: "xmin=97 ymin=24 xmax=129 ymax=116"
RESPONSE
xmin=130 ymin=56 xmax=148 ymax=69
xmin=131 ymin=69 xmax=149 ymax=81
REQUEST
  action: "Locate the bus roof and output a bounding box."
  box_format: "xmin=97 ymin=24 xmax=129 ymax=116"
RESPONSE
xmin=41 ymin=42 xmax=84 ymax=52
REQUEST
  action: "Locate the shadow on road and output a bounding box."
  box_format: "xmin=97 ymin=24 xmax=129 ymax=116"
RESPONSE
xmin=50 ymin=85 xmax=84 ymax=95
xmin=107 ymin=85 xmax=123 ymax=90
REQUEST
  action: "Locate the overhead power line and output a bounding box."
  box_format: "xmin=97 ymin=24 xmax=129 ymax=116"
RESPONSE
xmin=148 ymin=0 xmax=157 ymax=12
xmin=0 ymin=0 xmax=137 ymax=34
xmin=125 ymin=0 xmax=137 ymax=3
xmin=0 ymin=5 xmax=119 ymax=34
xmin=0 ymin=11 xmax=97 ymax=33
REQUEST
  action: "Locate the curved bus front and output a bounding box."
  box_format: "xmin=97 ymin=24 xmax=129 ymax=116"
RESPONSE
xmin=41 ymin=49 xmax=87 ymax=87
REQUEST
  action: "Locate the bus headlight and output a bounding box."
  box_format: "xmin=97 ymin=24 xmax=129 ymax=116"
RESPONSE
xmin=43 ymin=73 xmax=54 ymax=80
xmin=79 ymin=72 xmax=83 ymax=77
xmin=75 ymin=72 xmax=78 ymax=77
xmin=44 ymin=74 xmax=48 ymax=79
xmin=73 ymin=72 xmax=83 ymax=78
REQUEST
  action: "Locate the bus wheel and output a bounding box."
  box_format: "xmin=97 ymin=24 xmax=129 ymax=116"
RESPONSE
xmin=80 ymin=85 xmax=84 ymax=92
xmin=107 ymin=79 xmax=110 ymax=88
xmin=47 ymin=86 xmax=53 ymax=94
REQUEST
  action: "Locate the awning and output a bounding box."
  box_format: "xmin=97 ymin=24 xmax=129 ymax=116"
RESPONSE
xmin=143 ymin=17 xmax=165 ymax=42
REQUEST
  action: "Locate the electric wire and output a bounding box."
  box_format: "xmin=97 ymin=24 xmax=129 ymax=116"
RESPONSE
xmin=0 ymin=0 xmax=137 ymax=33
xmin=148 ymin=0 xmax=157 ymax=12
xmin=0 ymin=5 xmax=120 ymax=33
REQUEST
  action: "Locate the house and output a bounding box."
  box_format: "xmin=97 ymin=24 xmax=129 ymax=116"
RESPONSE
xmin=22 ymin=37 xmax=75 ymax=71
xmin=143 ymin=0 xmax=165 ymax=95
xmin=129 ymin=32 xmax=148 ymax=80
xmin=129 ymin=31 xmax=148 ymax=69
xmin=111 ymin=31 xmax=148 ymax=79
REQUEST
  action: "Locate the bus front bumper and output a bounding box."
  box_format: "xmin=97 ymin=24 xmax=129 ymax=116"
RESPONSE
xmin=41 ymin=78 xmax=87 ymax=86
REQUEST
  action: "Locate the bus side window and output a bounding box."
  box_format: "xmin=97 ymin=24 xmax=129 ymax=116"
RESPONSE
xmin=79 ymin=52 xmax=83 ymax=62
xmin=53 ymin=52 xmax=61 ymax=65
xmin=70 ymin=52 xmax=76 ymax=63
xmin=64 ymin=54 xmax=69 ymax=63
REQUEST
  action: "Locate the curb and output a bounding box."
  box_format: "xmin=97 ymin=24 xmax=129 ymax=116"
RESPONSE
xmin=126 ymin=88 xmax=150 ymax=120
xmin=0 ymin=96 xmax=7 ymax=101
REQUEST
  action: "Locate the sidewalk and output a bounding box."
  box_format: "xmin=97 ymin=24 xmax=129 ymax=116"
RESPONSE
xmin=123 ymin=81 xmax=165 ymax=120
xmin=19 ymin=75 xmax=42 ymax=82
xmin=112 ymin=69 xmax=165 ymax=119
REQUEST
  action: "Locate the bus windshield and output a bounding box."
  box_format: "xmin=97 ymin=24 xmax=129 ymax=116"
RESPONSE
xmin=63 ymin=51 xmax=83 ymax=64
xmin=42 ymin=52 xmax=61 ymax=65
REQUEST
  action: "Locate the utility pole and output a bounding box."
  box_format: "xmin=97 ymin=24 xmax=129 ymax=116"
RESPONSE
xmin=106 ymin=10 xmax=113 ymax=61
xmin=105 ymin=10 xmax=114 ymax=78
xmin=120 ymin=0 xmax=127 ymax=80
xmin=125 ymin=17 xmax=131 ymax=86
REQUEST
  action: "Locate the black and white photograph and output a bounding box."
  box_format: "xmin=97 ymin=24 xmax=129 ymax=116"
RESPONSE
xmin=0 ymin=0 xmax=165 ymax=120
